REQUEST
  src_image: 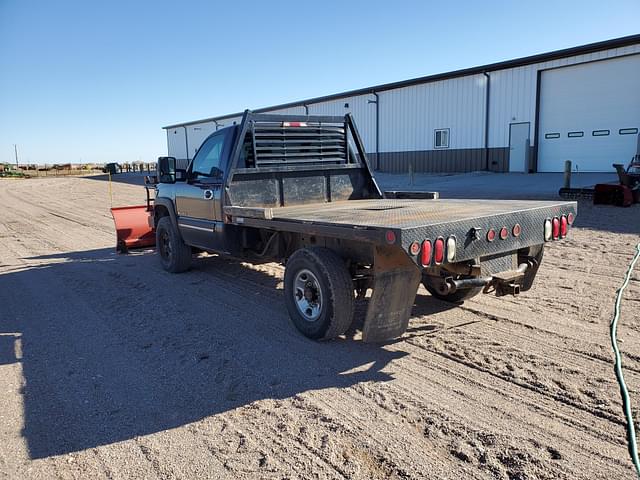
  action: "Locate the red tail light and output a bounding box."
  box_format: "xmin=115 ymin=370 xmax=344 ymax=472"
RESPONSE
xmin=434 ymin=238 xmax=445 ymax=264
xmin=560 ymin=215 xmax=568 ymax=237
xmin=282 ymin=122 xmax=307 ymax=127
xmin=409 ymin=241 xmax=421 ymax=256
xmin=512 ymin=224 xmax=521 ymax=237
xmin=486 ymin=228 xmax=496 ymax=242
xmin=567 ymin=212 xmax=574 ymax=225
xmin=385 ymin=230 xmax=396 ymax=244
xmin=552 ymin=217 xmax=560 ymax=239
xmin=421 ymin=240 xmax=432 ymax=266
xmin=499 ymin=227 xmax=509 ymax=240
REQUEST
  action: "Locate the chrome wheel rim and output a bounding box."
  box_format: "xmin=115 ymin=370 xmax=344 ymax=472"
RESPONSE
xmin=293 ymin=269 xmax=322 ymax=321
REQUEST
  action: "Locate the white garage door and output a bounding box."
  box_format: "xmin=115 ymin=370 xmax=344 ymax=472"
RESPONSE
xmin=538 ymin=54 xmax=640 ymax=172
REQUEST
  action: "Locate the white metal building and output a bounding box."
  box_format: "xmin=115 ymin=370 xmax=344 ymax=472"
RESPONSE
xmin=164 ymin=35 xmax=640 ymax=173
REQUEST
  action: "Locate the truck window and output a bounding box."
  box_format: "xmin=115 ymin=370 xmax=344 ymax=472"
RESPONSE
xmin=191 ymin=134 xmax=226 ymax=179
xmin=238 ymin=133 xmax=255 ymax=168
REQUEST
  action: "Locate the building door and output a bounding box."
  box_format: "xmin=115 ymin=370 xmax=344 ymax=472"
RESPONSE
xmin=537 ymin=54 xmax=640 ymax=172
xmin=509 ymin=122 xmax=530 ymax=173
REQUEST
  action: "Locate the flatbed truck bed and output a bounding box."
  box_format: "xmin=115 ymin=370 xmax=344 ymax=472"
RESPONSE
xmin=226 ymin=198 xmax=575 ymax=264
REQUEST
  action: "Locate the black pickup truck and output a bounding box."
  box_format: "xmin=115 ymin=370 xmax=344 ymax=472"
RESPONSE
xmin=150 ymin=111 xmax=576 ymax=342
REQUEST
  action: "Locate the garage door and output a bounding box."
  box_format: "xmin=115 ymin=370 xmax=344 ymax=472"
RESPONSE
xmin=538 ymin=54 xmax=640 ymax=172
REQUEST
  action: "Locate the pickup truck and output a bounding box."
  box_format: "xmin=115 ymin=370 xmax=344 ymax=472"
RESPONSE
xmin=149 ymin=111 xmax=577 ymax=342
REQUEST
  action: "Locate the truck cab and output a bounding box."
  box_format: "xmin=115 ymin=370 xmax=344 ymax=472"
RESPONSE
xmin=157 ymin=126 xmax=236 ymax=252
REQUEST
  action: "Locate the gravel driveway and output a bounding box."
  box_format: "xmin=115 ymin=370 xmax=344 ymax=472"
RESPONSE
xmin=1 ymin=176 xmax=638 ymax=479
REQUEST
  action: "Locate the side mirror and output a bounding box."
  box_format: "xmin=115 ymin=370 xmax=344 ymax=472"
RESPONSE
xmin=157 ymin=156 xmax=176 ymax=183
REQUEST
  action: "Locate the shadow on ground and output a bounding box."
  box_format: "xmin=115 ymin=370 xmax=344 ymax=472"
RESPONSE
xmin=1 ymin=248 xmax=449 ymax=459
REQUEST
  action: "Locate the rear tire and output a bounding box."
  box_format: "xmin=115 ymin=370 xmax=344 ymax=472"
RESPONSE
xmin=284 ymin=247 xmax=354 ymax=340
xmin=156 ymin=216 xmax=191 ymax=273
xmin=422 ymin=274 xmax=482 ymax=303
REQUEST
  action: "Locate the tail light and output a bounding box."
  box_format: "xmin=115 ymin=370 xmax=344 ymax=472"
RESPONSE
xmin=486 ymin=228 xmax=496 ymax=242
xmin=385 ymin=230 xmax=396 ymax=244
xmin=552 ymin=217 xmax=560 ymax=239
xmin=446 ymin=236 xmax=456 ymax=262
xmin=560 ymin=215 xmax=568 ymax=237
xmin=499 ymin=227 xmax=509 ymax=240
xmin=512 ymin=224 xmax=521 ymax=237
xmin=567 ymin=212 xmax=575 ymax=225
xmin=434 ymin=238 xmax=445 ymax=264
xmin=544 ymin=219 xmax=552 ymax=241
xmin=282 ymin=122 xmax=307 ymax=127
xmin=421 ymin=240 xmax=432 ymax=266
xmin=409 ymin=241 xmax=421 ymax=256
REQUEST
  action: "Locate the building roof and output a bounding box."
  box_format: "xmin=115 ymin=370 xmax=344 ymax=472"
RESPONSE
xmin=163 ymin=33 xmax=640 ymax=129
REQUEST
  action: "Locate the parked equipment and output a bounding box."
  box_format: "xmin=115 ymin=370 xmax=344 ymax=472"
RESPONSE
xmin=102 ymin=162 xmax=121 ymax=175
xmin=110 ymin=111 xmax=577 ymax=342
xmin=593 ymin=183 xmax=635 ymax=207
xmin=613 ymin=156 xmax=640 ymax=202
xmin=593 ymin=153 xmax=640 ymax=207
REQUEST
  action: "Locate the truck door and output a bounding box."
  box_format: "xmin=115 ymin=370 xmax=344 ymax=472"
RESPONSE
xmin=174 ymin=129 xmax=230 ymax=251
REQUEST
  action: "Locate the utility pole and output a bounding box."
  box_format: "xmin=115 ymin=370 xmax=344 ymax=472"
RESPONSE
xmin=13 ymin=144 xmax=18 ymax=169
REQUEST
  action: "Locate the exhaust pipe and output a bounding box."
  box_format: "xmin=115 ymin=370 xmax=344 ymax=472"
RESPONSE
xmin=451 ymin=276 xmax=493 ymax=290
xmin=442 ymin=262 xmax=530 ymax=296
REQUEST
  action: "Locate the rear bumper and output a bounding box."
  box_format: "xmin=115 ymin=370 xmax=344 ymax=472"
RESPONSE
xmin=400 ymin=202 xmax=576 ymax=265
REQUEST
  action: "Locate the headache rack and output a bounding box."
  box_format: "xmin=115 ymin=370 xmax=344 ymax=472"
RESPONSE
xmin=250 ymin=121 xmax=349 ymax=167
xmin=233 ymin=112 xmax=366 ymax=169
xmin=224 ymin=111 xmax=381 ymax=209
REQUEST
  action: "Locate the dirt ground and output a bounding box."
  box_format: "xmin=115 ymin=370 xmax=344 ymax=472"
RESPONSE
xmin=1 ymin=176 xmax=639 ymax=479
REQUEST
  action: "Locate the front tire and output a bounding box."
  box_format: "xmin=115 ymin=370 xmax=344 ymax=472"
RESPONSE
xmin=284 ymin=248 xmax=354 ymax=340
xmin=156 ymin=216 xmax=192 ymax=273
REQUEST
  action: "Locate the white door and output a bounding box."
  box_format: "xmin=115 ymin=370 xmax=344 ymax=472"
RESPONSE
xmin=509 ymin=123 xmax=530 ymax=173
xmin=538 ymin=54 xmax=640 ymax=172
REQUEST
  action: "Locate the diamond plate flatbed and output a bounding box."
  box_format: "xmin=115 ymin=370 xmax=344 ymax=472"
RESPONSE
xmin=227 ymin=198 xmax=577 ymax=263
xmin=268 ymin=199 xmax=569 ymax=228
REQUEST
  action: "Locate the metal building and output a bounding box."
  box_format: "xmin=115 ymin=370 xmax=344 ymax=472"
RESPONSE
xmin=164 ymin=34 xmax=640 ymax=173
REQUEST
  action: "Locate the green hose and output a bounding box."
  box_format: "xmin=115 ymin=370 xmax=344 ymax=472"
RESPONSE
xmin=611 ymin=242 xmax=640 ymax=477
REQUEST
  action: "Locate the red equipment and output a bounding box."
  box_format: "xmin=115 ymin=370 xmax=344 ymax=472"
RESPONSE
xmin=110 ymin=205 xmax=155 ymax=252
xmin=593 ymin=153 xmax=640 ymax=207
xmin=109 ymin=177 xmax=156 ymax=252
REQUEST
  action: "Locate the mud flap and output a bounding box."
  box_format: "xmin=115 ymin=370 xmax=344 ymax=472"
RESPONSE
xmin=362 ymin=245 xmax=421 ymax=343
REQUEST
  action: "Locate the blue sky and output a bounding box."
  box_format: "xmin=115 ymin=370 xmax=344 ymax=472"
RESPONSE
xmin=1 ymin=0 xmax=639 ymax=165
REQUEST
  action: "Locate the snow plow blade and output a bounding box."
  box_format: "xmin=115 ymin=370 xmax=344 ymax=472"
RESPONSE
xmin=110 ymin=205 xmax=155 ymax=253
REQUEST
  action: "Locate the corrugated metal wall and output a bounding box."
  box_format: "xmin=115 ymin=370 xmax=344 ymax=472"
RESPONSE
xmin=165 ymin=43 xmax=640 ymax=173
xmin=305 ymin=95 xmax=377 ymax=153
xmin=488 ymin=44 xmax=640 ymax=153
xmin=379 ymin=74 xmax=487 ymax=151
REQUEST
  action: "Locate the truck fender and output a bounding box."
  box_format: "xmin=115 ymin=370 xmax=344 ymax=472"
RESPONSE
xmin=153 ymin=197 xmax=179 ymax=230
